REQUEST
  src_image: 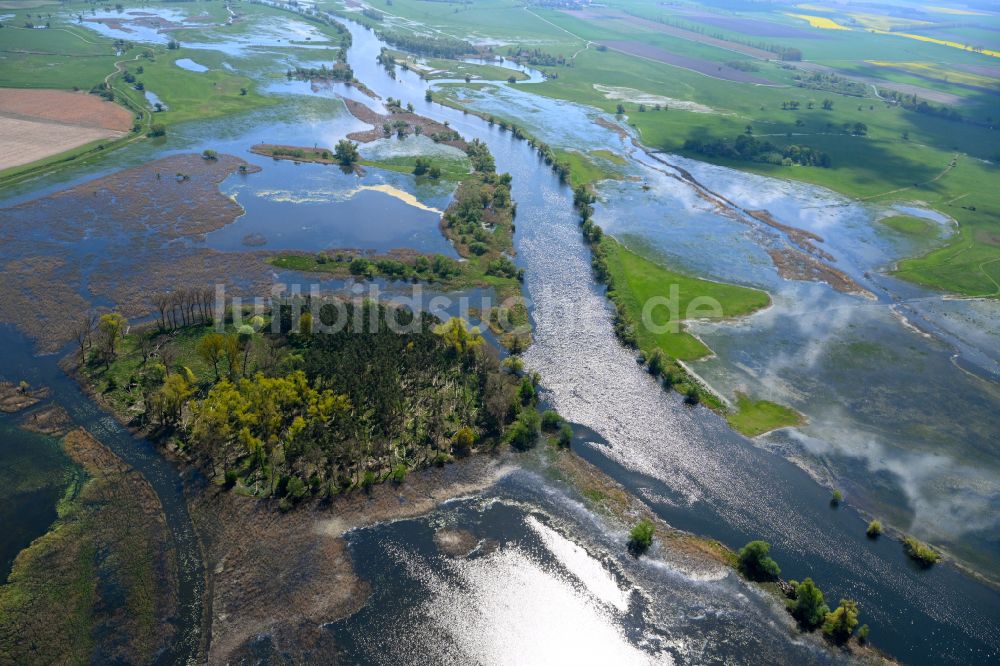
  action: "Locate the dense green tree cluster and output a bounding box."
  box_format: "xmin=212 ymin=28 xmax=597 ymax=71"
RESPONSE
xmin=133 ymin=302 xmax=534 ymax=504
xmin=375 ymin=30 xmax=473 ymax=58
xmin=505 ymin=46 xmax=567 ymax=67
xmin=740 ymin=541 xmax=866 ymax=644
xmin=683 ymin=135 xmax=831 ymax=168
xmin=465 ymin=138 xmax=496 ymax=173
xmin=880 ymin=90 xmax=963 ymax=123
xmin=287 ymin=63 xmax=355 ymax=83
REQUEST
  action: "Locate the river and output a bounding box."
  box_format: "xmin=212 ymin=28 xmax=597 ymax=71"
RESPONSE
xmin=0 ymin=3 xmax=997 ymax=664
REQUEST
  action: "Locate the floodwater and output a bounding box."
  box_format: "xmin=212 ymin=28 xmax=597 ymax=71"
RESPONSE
xmin=175 ymin=57 xmax=208 ymax=72
xmin=0 ymin=417 xmax=71 ymax=582
xmin=1 ymin=4 xmax=997 ymax=664
xmin=0 ymin=326 xmax=205 ymax=664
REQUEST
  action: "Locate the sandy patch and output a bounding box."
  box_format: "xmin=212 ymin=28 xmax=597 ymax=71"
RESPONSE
xmin=593 ymin=84 xmax=715 ymax=113
xmin=355 ymin=183 xmax=443 ymax=214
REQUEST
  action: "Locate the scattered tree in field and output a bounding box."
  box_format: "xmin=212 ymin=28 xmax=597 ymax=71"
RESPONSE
xmin=737 ymin=540 xmax=780 ymax=580
xmin=202 ymin=149 xmax=218 ymax=160
xmin=628 ymin=519 xmax=655 ymax=556
xmin=148 ymin=123 xmax=166 ymax=137
xmin=616 ymin=103 xmax=625 ymax=115
xmin=866 ymin=520 xmax=883 ymax=538
xmin=428 ymin=165 xmax=442 ymax=179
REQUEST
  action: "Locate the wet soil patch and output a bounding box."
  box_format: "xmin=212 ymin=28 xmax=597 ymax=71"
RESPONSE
xmin=343 ymin=98 xmax=467 ymax=150
xmin=0 ymin=154 xmax=272 ymax=351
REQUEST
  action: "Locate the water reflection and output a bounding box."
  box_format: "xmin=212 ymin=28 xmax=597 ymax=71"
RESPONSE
xmin=328 ymin=475 xmax=840 ymax=665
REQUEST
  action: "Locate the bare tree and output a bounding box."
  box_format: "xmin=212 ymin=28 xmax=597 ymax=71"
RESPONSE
xmin=71 ymin=312 xmax=97 ymax=365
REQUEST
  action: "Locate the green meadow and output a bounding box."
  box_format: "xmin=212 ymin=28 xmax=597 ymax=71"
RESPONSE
xmin=599 ymin=236 xmax=771 ymax=361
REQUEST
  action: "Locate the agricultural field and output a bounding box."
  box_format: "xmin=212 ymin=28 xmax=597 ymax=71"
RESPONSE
xmin=0 ymin=88 xmax=133 ymax=170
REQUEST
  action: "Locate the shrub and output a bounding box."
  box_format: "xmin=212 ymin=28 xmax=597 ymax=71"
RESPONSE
xmin=148 ymin=123 xmax=166 ymax=137
xmin=866 ymin=520 xmax=882 ymax=539
xmin=518 ymin=377 xmax=535 ymax=405
xmin=541 ymin=409 xmax=562 ymax=431
xmin=285 ymin=475 xmax=307 ymax=501
xmin=822 ymin=599 xmax=859 ymax=643
xmin=737 ymin=540 xmax=780 ymax=580
xmin=451 ymin=426 xmax=475 ymax=453
xmin=361 ymin=470 xmax=376 ymax=490
xmin=223 ymin=470 xmax=238 ymax=489
xmin=903 ymin=536 xmax=940 ymax=567
xmin=830 ymin=489 xmax=843 ymax=506
xmin=506 ymin=409 xmax=540 ymax=451
xmin=858 ymin=624 xmax=870 ymax=644
xmin=789 ymin=578 xmax=828 ymax=629
xmin=628 ymin=519 xmax=654 ymax=556
xmin=389 ymin=463 xmax=407 ymax=484
xmin=558 ymin=423 xmax=573 ymax=447
xmin=647 ymin=348 xmax=665 ymax=376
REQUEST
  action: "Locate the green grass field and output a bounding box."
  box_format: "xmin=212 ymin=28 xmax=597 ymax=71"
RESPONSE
xmin=879 ymin=214 xmax=940 ymax=238
xmin=361 ymin=152 xmax=471 ymax=181
xmin=600 ymin=236 xmax=771 ymax=361
xmin=128 ymin=49 xmax=273 ymax=126
xmin=596 ymin=236 xmax=798 ymax=435
xmin=726 ymin=393 xmax=805 ymax=437
xmin=554 ymin=149 xmax=623 ymax=188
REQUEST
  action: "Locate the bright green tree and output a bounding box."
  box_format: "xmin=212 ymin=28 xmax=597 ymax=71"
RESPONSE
xmin=789 ymin=578 xmax=828 ymax=629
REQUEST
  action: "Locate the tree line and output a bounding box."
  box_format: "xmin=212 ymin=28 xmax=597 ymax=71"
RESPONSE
xmin=683 ymin=135 xmax=832 ymax=168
